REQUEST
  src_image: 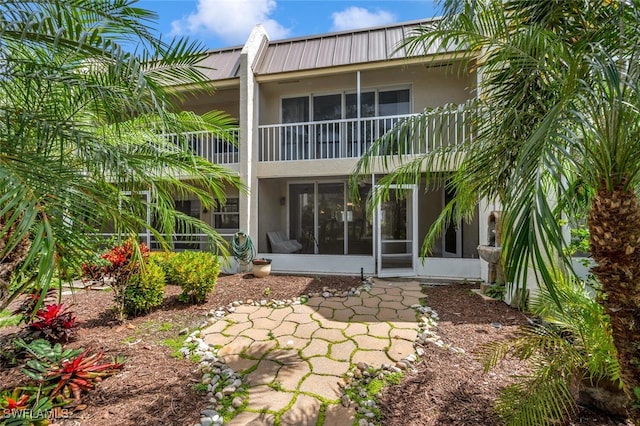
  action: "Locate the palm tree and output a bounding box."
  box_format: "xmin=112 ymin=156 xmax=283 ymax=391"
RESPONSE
xmin=0 ymin=1 xmax=244 ymax=309
xmin=352 ymin=0 xmax=640 ymax=422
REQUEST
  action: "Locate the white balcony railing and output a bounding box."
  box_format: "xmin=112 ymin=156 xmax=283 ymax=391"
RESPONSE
xmin=258 ymin=106 xmax=469 ymax=162
xmin=164 ymin=129 xmax=239 ymax=165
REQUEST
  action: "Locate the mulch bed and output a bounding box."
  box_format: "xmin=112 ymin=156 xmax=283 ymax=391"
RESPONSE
xmin=0 ymin=275 xmax=631 ymax=426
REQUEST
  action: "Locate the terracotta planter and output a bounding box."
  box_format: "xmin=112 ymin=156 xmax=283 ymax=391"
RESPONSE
xmin=252 ymin=259 xmax=272 ymax=278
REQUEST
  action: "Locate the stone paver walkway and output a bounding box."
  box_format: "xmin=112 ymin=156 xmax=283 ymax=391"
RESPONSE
xmin=200 ymin=279 xmax=423 ymax=426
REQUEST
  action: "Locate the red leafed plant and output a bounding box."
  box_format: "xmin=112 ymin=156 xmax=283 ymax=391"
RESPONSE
xmin=29 ymin=303 xmax=76 ymax=343
xmin=46 ymin=350 xmax=124 ymax=405
xmin=13 ymin=288 xmax=57 ymax=321
xmin=82 ymin=238 xmax=149 ymax=321
xmin=0 ymin=391 xmax=29 ymax=411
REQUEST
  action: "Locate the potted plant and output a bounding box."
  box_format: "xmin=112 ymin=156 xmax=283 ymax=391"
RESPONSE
xmin=251 ymin=258 xmax=272 ymax=278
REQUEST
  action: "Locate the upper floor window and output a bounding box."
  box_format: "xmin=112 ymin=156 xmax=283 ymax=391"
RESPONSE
xmin=281 ymin=88 xmax=410 ymax=124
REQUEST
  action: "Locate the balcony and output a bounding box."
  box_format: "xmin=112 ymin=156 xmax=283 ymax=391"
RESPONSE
xmin=165 ymin=129 xmax=239 ymax=165
xmin=258 ymin=106 xmax=469 ymax=162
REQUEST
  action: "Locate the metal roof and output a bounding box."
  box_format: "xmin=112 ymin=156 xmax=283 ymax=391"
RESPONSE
xmin=199 ymin=46 xmax=242 ymax=81
xmin=255 ymin=19 xmax=444 ymax=75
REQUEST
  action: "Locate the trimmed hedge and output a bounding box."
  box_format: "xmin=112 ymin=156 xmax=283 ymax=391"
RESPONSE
xmin=124 ymin=258 xmax=166 ymax=316
xmin=167 ymin=251 xmax=220 ymax=304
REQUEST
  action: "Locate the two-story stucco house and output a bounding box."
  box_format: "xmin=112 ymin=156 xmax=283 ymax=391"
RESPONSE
xmin=162 ymin=19 xmax=496 ymax=282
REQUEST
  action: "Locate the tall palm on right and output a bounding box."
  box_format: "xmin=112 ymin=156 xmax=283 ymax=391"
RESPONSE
xmin=352 ymin=1 xmax=640 ymax=421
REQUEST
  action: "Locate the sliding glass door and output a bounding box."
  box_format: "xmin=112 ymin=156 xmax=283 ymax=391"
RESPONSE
xmin=288 ymin=181 xmax=373 ymax=255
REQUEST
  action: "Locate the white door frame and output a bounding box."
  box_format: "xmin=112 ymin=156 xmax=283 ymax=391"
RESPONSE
xmin=376 ymin=184 xmax=417 ymax=277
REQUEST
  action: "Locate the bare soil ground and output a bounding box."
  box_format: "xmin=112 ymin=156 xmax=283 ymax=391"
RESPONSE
xmin=0 ymin=275 xmax=630 ymax=426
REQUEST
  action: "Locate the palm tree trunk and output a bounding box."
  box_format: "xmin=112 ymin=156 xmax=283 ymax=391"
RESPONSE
xmin=589 ymin=183 xmax=640 ymax=424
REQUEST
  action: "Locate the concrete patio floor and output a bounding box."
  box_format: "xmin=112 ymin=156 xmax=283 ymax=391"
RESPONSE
xmin=200 ymin=279 xmax=423 ymax=426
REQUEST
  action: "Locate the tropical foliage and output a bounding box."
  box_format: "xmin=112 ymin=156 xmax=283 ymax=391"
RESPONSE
xmin=352 ymin=0 xmax=640 ymax=421
xmin=167 ymin=251 xmax=220 ymax=303
xmin=124 ymin=256 xmax=166 ymax=316
xmin=481 ymin=274 xmax=620 ymax=426
xmin=0 ymin=0 xmax=244 ymax=313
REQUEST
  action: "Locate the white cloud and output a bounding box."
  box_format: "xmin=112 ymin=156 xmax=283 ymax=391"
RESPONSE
xmin=171 ymin=0 xmax=291 ymax=45
xmin=331 ymin=7 xmax=396 ymax=32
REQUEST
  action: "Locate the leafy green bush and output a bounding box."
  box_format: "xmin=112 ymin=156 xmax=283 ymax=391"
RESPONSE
xmin=124 ymin=259 xmax=166 ymax=316
xmin=167 ymin=251 xmax=220 ymax=303
xmin=148 ymin=251 xmax=176 ymax=278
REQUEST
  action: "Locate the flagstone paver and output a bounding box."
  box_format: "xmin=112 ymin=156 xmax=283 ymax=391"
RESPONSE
xmin=311 ymin=306 xmax=336 ymax=320
xmin=285 ymin=313 xmax=317 ymax=324
xmin=343 ymin=297 xmax=363 ymax=307
xmin=350 ymin=314 xmax=379 ymax=322
xmin=367 ymin=322 xmax=392 ymax=338
xmin=247 ymin=386 xmax=295 ymax=412
xmin=318 ymin=319 xmax=350 ymax=330
xmin=276 ymin=361 xmax=311 ymax=391
xmin=201 ymin=319 xmax=229 ymax=334
xmin=352 ymin=334 xmax=388 ymax=351
xmin=244 ymin=341 xmax=278 ymax=358
xmin=376 ymin=307 xmax=398 ymax=320
xmin=268 ymin=307 xmax=294 ymax=322
xmin=307 ymin=357 xmax=350 ymax=376
xmin=301 ymin=339 xmax=330 ymax=359
xmin=351 ymin=305 xmax=379 ymax=315
xmin=275 ymin=335 xmax=307 ymax=350
xmin=343 ymin=322 xmax=368 ymax=337
xmin=311 ymin=328 xmax=347 ymax=342
xmin=351 ymin=349 xmax=395 ymax=366
xmin=293 ymin=321 xmax=319 ymax=338
xmin=245 ymin=360 xmax=282 ymax=385
xmin=217 ymin=336 xmax=254 ymax=356
xmin=330 ymin=307 xmax=355 ymax=322
xmin=271 ymin=321 xmax=298 ymax=337
xmin=253 ymin=317 xmax=282 ymax=330
xmin=389 ymin=327 xmax=419 ymax=341
xmin=324 ymin=404 xmax=356 ymax=426
xmin=362 ymin=296 xmax=382 ymax=308
xmin=279 ymin=394 xmax=321 ymax=426
xmin=388 ymin=339 xmax=417 ymax=362
xmin=226 ymin=411 xmax=275 ymax=426
xmin=329 ymin=340 xmax=357 ymax=361
xmin=225 ymin=312 xmax=251 ymax=323
xmin=222 ymin=354 xmax=259 ymax=373
xmin=240 ymin=327 xmax=273 ymax=341
xmin=199 ymin=279 xmax=424 ymax=425
xmin=299 ymin=373 xmax=342 ymax=399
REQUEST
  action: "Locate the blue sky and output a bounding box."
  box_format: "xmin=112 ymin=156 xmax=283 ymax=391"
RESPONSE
xmin=138 ymin=0 xmax=441 ymax=49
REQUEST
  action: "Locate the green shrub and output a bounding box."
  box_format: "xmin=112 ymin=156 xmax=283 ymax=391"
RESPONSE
xmin=124 ymin=259 xmax=166 ymax=316
xmin=168 ymin=251 xmax=219 ymax=303
xmin=148 ymin=251 xmax=176 ymax=279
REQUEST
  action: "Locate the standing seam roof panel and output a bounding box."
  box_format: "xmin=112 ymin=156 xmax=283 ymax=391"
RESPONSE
xmin=283 ymin=41 xmax=306 ymax=72
xmin=316 ymin=37 xmax=337 ymax=69
xmin=333 ymin=34 xmax=353 ymax=66
xmin=252 ymin=19 xmax=448 ymax=75
xmin=350 ymin=32 xmax=369 ymax=63
xmin=299 ymin=39 xmax=321 ymax=69
xmin=386 ymin=27 xmax=406 ymax=59
xmin=199 ymin=48 xmax=242 ymax=81
xmin=368 ymin=29 xmax=387 ymax=62
xmin=268 ymin=43 xmax=293 ymax=73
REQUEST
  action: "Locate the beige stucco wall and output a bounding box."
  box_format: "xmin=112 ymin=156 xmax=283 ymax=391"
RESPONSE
xmin=177 ymin=86 xmax=241 ymax=121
